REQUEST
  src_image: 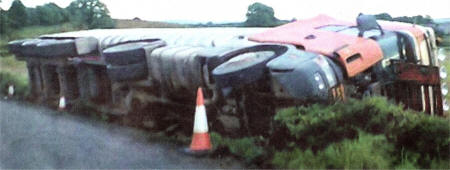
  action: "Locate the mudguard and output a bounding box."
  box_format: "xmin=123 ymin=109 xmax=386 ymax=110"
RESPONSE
xmin=36 ymin=39 xmax=77 ymax=58
xmin=36 ymin=37 xmax=98 ymax=58
xmin=20 ymin=39 xmax=42 ymax=57
xmin=212 ymin=44 xmax=289 ymax=89
xmin=9 ymin=37 xmax=98 ymax=58
xmin=7 ymin=39 xmax=32 ymax=57
xmin=103 ymin=40 xmax=165 ymax=65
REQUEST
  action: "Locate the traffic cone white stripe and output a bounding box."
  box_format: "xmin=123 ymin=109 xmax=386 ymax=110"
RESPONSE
xmin=58 ymin=96 xmax=66 ymax=110
xmin=193 ymin=105 xmax=208 ymax=133
xmin=8 ymin=85 xmax=14 ymax=97
xmin=187 ymin=87 xmax=212 ymax=153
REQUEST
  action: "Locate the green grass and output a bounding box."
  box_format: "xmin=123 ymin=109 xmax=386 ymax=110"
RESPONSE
xmin=0 ymin=72 xmax=29 ymax=98
xmin=210 ymin=97 xmax=450 ymax=169
xmin=0 ymin=55 xmax=28 ymax=78
xmin=3 ymin=23 xmax=79 ymax=41
xmin=210 ymin=132 xmax=266 ymax=165
xmin=272 ymin=133 xmax=393 ymax=169
xmin=271 ymin=97 xmax=449 ymax=169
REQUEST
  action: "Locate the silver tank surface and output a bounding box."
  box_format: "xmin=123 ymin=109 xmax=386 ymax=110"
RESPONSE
xmin=40 ymin=28 xmax=267 ymax=53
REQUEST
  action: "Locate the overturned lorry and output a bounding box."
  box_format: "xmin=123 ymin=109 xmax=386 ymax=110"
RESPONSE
xmin=7 ymin=15 xmax=448 ymax=135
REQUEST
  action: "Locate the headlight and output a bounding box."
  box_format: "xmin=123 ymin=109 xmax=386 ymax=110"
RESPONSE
xmin=438 ymin=49 xmax=447 ymax=62
xmin=443 ymin=99 xmax=449 ymax=111
xmin=314 ymin=72 xmax=325 ymax=90
xmin=442 ymin=83 xmax=448 ymax=96
xmin=440 ymin=67 xmax=447 ymax=79
xmin=314 ymin=56 xmax=337 ymax=87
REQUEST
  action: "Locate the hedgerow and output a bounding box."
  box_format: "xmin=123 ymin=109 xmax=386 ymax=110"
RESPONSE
xmin=271 ymin=97 xmax=449 ymax=169
xmin=271 ymin=133 xmax=393 ymax=169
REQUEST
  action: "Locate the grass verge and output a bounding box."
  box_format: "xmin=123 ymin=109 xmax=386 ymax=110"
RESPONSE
xmin=213 ymin=97 xmax=450 ymax=169
xmin=0 ymin=72 xmax=29 ymax=99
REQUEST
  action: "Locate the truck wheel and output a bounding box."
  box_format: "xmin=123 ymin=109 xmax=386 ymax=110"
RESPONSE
xmin=35 ymin=37 xmax=98 ymax=58
xmin=7 ymin=39 xmax=32 ymax=56
xmin=103 ymin=40 xmax=165 ymax=65
xmin=212 ymin=44 xmax=289 ymax=88
xmin=36 ymin=39 xmax=77 ymax=58
xmin=20 ymin=39 xmax=42 ymax=57
xmin=107 ymin=63 xmax=148 ymax=82
xmin=212 ymin=50 xmax=277 ymax=88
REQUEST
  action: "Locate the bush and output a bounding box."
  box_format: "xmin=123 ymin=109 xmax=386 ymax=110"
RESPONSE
xmin=273 ymin=97 xmax=402 ymax=151
xmin=272 ymin=97 xmax=450 ymax=168
xmin=272 ymin=133 xmax=393 ymax=169
xmin=211 ymin=132 xmax=265 ymax=164
xmin=386 ymin=113 xmax=450 ymax=168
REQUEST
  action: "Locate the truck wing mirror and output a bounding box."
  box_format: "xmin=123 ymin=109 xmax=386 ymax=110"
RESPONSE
xmin=356 ymin=14 xmax=384 ymax=37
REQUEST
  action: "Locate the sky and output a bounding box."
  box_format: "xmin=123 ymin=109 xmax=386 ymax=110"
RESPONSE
xmin=1 ymin=0 xmax=449 ymax=23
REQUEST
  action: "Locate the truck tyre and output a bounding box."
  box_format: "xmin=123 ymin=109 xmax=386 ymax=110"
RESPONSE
xmin=35 ymin=37 xmax=98 ymax=58
xmin=36 ymin=39 xmax=77 ymax=58
xmin=7 ymin=39 xmax=32 ymax=56
xmin=107 ymin=63 xmax=148 ymax=82
xmin=103 ymin=40 xmax=165 ymax=65
xmin=212 ymin=45 xmax=288 ymax=88
xmin=20 ymin=39 xmax=42 ymax=57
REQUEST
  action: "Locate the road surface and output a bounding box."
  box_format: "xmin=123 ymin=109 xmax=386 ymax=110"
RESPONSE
xmin=0 ymin=99 xmax=242 ymax=169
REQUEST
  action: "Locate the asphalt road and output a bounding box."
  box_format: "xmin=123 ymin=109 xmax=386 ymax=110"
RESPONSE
xmin=0 ymin=99 xmax=242 ymax=169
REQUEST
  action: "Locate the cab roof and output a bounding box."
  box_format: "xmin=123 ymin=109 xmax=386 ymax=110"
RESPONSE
xmin=248 ymin=14 xmax=426 ymax=77
xmin=248 ymin=14 xmax=425 ymax=56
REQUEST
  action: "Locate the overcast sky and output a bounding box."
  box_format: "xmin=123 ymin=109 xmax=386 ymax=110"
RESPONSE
xmin=1 ymin=0 xmax=449 ymax=23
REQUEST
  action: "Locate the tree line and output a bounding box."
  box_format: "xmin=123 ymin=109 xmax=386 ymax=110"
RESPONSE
xmin=374 ymin=13 xmax=447 ymax=36
xmin=1 ymin=1 xmax=446 ymax=37
xmin=243 ymin=3 xmax=447 ymax=37
xmin=1 ymin=0 xmax=115 ymax=35
xmin=243 ymin=2 xmax=444 ymax=35
xmin=374 ymin=13 xmax=434 ymax=25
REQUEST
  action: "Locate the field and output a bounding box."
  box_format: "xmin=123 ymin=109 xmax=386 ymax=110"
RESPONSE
xmin=115 ymin=19 xmax=186 ymax=28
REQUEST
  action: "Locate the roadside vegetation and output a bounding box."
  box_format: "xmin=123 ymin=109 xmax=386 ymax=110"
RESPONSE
xmin=441 ymin=46 xmax=450 ymax=103
xmin=211 ymin=97 xmax=450 ymax=169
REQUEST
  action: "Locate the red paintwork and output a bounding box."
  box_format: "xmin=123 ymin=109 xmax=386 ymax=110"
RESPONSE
xmin=379 ymin=21 xmax=425 ymax=41
xmin=392 ymin=62 xmax=443 ymax=115
xmin=248 ymin=15 xmax=384 ymax=77
xmin=249 ymin=15 xmax=428 ymax=78
xmin=394 ymin=63 xmax=440 ymax=84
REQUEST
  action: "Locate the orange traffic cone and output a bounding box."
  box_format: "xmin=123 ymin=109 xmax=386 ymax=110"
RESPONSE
xmin=58 ymin=96 xmax=66 ymax=111
xmin=185 ymin=87 xmax=212 ymax=155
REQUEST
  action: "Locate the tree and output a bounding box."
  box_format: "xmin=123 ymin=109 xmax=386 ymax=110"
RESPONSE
xmin=7 ymin=0 xmax=27 ymax=28
xmin=0 ymin=9 xmax=11 ymax=35
xmin=66 ymin=0 xmax=114 ymax=29
xmin=375 ymin=13 xmax=392 ymax=21
xmin=245 ymin=2 xmax=278 ymax=27
xmin=35 ymin=3 xmax=68 ymax=25
xmin=26 ymin=8 xmax=40 ymax=25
